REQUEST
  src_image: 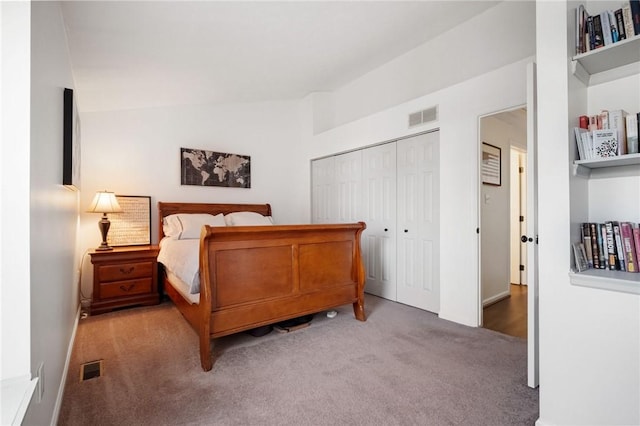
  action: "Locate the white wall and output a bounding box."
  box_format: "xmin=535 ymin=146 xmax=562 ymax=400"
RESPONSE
xmin=320 ymin=1 xmax=536 ymax=131
xmin=78 ymin=100 xmax=306 ymax=298
xmin=480 ymin=114 xmax=526 ymax=304
xmin=23 ymin=2 xmax=81 ymax=425
xmin=537 ymin=1 xmax=640 ymax=424
xmin=1 ymin=0 xmax=31 ymax=383
xmin=306 ymin=57 xmax=532 ymax=327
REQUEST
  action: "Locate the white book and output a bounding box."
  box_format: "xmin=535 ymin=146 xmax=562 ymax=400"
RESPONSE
xmin=608 ymin=109 xmax=628 ymax=155
xmin=600 ymin=11 xmax=613 ymax=45
xmin=592 ymin=129 xmax=618 ymax=158
xmin=580 ymin=131 xmax=593 ymax=160
xmin=626 ymin=114 xmax=639 ymax=154
xmin=574 ymin=127 xmax=587 ymax=160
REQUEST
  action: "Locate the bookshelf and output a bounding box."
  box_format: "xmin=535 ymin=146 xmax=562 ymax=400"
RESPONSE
xmin=568 ymin=6 xmax=640 ymax=293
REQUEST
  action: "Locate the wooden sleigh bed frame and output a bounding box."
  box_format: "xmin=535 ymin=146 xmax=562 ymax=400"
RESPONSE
xmin=157 ymin=202 xmax=366 ymax=371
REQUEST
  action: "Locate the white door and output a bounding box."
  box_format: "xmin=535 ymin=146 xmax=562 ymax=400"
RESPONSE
xmin=311 ymin=156 xmax=336 ymax=224
xmin=361 ymin=143 xmax=397 ymax=299
xmin=335 ymin=150 xmax=362 ymax=223
xmin=525 ymin=62 xmax=539 ymax=388
xmin=396 ymin=131 xmax=440 ymax=313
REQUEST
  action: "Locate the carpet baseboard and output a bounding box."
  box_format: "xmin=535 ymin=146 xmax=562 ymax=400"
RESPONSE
xmin=50 ymin=304 xmax=82 ymax=426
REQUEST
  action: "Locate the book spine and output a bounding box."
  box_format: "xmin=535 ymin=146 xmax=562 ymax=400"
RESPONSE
xmin=593 ymin=14 xmax=604 ymax=48
xmin=609 ymin=10 xmax=619 ymax=42
xmin=623 ymin=4 xmax=636 ymax=38
xmin=621 ymin=222 xmax=639 ymax=272
xmin=633 ymin=225 xmax=640 ymax=271
xmin=587 ymin=16 xmax=596 ymax=50
xmin=605 ymin=221 xmax=618 ymax=270
xmin=608 ymin=109 xmax=627 ymax=156
xmin=590 ymin=223 xmax=600 ymax=269
xmin=600 ymin=224 xmax=609 ymax=269
xmin=601 ymin=11 xmax=613 ymax=45
xmin=613 ymin=222 xmax=627 ymax=271
xmin=626 ymin=114 xmax=639 ymax=154
xmin=582 ymin=223 xmax=593 ymax=268
xmin=579 ymin=115 xmax=589 ymax=129
xmin=630 ymin=0 xmax=640 ymax=35
xmin=574 ymin=127 xmax=585 ymax=160
xmin=615 ymin=9 xmax=627 ymax=39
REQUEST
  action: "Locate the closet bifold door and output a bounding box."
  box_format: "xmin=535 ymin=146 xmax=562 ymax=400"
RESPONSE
xmin=396 ymin=131 xmax=440 ymax=313
xmin=361 ymin=143 xmax=397 ymax=300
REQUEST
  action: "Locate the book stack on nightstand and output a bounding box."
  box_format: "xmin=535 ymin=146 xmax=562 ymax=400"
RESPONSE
xmin=89 ymin=245 xmax=160 ymax=315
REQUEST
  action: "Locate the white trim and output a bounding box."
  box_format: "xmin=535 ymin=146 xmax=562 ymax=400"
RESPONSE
xmin=482 ymin=289 xmax=510 ymax=307
xmin=50 ymin=305 xmax=81 ymax=426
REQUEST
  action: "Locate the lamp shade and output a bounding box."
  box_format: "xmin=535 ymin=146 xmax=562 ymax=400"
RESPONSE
xmin=87 ymin=191 xmax=123 ymax=214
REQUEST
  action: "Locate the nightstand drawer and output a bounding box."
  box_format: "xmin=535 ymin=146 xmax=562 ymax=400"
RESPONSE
xmin=98 ymin=261 xmax=153 ymax=282
xmin=100 ymin=278 xmax=152 ymax=299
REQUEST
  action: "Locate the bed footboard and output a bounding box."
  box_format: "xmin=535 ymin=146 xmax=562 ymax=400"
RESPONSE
xmin=197 ymin=223 xmax=366 ymax=371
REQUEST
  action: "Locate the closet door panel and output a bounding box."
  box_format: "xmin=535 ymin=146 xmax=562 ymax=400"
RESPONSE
xmin=311 ymin=156 xmax=337 ymax=224
xmin=335 ymin=150 xmax=362 ymax=223
xmin=362 ymin=143 xmax=397 ymax=299
xmin=397 ymin=131 xmax=440 ymax=313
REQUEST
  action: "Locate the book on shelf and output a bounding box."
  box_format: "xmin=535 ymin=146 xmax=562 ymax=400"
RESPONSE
xmin=608 ymin=109 xmax=627 ymax=155
xmin=573 ymin=242 xmax=589 ymax=272
xmin=575 ymin=2 xmax=639 ymax=55
xmin=631 ymin=0 xmax=640 ymax=36
xmin=579 ymin=222 xmax=640 ymax=273
xmin=626 ymin=113 xmax=639 ymax=154
xmin=613 ymin=222 xmax=627 ymax=271
xmin=615 ymin=8 xmax=627 ymax=40
xmin=574 ymin=127 xmax=588 ymax=160
xmin=622 ymin=4 xmax=636 ymax=39
xmin=592 ymin=129 xmax=618 ymax=158
xmin=621 ymin=222 xmax=639 ymax=272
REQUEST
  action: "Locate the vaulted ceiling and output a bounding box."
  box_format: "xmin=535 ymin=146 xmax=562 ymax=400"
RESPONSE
xmin=61 ymin=1 xmax=500 ymax=112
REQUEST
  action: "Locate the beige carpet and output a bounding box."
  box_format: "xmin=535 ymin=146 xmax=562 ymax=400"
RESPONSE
xmin=58 ymin=294 xmax=538 ymax=425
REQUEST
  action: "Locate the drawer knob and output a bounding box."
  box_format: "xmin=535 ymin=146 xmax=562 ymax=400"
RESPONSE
xmin=119 ymin=284 xmax=135 ymax=292
xmin=120 ymin=266 xmax=135 ymax=274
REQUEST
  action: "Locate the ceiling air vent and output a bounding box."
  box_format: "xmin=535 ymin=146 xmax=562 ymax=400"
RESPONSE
xmin=408 ymin=106 xmax=438 ymax=128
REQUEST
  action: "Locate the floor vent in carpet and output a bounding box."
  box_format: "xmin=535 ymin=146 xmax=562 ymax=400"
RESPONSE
xmin=80 ymin=360 xmax=103 ymax=381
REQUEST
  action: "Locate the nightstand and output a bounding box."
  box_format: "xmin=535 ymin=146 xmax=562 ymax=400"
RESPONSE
xmin=89 ymin=245 xmax=160 ymax=315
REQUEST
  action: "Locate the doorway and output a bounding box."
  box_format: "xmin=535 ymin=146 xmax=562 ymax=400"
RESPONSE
xmin=479 ymin=108 xmax=527 ymax=339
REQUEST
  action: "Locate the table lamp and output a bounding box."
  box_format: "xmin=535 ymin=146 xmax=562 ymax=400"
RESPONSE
xmin=88 ymin=190 xmax=122 ymax=251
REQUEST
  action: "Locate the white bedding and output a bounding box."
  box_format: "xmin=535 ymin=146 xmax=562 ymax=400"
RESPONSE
xmin=157 ymin=237 xmax=201 ymax=294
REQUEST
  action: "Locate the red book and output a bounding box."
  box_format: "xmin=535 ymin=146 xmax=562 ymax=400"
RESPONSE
xmin=579 ymin=115 xmax=589 ymax=129
xmin=633 ymin=225 xmax=640 ymax=272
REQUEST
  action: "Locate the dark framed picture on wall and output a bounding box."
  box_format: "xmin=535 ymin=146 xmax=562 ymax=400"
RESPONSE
xmin=481 ymin=142 xmax=501 ymax=186
xmin=180 ymin=147 xmax=251 ymax=188
xmin=63 ymin=88 xmax=81 ymax=190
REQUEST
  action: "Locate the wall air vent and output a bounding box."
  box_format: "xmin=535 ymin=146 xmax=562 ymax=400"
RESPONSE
xmin=408 ymin=106 xmax=438 ymax=128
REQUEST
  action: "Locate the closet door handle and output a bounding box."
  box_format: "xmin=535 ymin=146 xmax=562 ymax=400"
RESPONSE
xmin=404 ymin=229 xmax=408 ymax=233
xmin=384 ymin=228 xmax=388 ymax=232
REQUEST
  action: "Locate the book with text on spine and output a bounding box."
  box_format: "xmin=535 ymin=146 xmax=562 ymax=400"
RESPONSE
xmin=621 ymin=222 xmax=638 ymax=272
xmin=626 ymin=114 xmax=639 ymax=154
xmin=608 ymin=109 xmax=627 ymax=156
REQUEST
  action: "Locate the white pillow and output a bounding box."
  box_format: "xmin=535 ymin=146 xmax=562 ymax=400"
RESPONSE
xmin=225 ymin=211 xmax=274 ymax=226
xmin=163 ymin=213 xmax=226 ymax=239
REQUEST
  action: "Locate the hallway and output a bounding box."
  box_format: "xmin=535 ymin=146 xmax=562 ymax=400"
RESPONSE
xmin=483 ymin=284 xmax=527 ymax=339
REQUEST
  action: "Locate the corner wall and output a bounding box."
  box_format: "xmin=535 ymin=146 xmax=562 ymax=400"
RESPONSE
xmin=24 ymin=2 xmax=80 ymax=425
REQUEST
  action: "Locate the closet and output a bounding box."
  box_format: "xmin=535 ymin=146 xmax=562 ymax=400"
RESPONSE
xmin=311 ymin=131 xmax=440 ymax=313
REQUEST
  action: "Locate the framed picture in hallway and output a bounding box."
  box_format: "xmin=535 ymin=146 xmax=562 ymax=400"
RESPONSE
xmin=481 ymin=142 xmax=501 ymax=186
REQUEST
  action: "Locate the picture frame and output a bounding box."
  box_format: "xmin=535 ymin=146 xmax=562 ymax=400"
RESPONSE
xmin=106 ymin=195 xmax=151 ymax=246
xmin=481 ymin=142 xmax=501 ymax=186
xmin=181 ymin=147 xmax=251 ymax=188
xmin=63 ymin=88 xmax=81 ymax=190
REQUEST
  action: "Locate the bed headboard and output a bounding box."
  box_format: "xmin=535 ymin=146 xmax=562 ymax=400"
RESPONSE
xmin=157 ymin=202 xmax=272 ymax=240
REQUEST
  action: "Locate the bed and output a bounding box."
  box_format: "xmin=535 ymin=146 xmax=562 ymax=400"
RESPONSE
xmin=157 ymin=202 xmax=367 ymax=371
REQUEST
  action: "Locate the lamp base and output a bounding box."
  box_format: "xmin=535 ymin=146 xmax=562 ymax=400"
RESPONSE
xmin=95 ymin=245 xmax=114 ymax=251
xmin=97 ymin=214 xmax=114 ymax=251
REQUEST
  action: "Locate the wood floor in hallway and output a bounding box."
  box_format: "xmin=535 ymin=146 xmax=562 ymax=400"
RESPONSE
xmin=483 ymin=284 xmax=527 ymax=339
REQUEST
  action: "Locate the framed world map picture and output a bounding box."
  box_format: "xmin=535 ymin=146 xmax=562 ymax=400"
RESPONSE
xmin=181 ymin=148 xmax=251 ymax=188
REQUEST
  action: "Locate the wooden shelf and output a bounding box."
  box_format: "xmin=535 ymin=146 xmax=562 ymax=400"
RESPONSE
xmin=569 ymin=269 xmax=640 ymax=295
xmin=571 ymin=35 xmax=640 ymax=85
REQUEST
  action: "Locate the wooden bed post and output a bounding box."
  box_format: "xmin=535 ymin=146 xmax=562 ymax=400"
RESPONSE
xmin=199 ymin=230 xmax=213 ymax=371
xmin=352 ymin=222 xmax=366 ymax=322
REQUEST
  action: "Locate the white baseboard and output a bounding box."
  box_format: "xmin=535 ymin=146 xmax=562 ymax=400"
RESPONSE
xmin=50 ymin=304 xmax=81 ymax=426
xmin=482 ymin=289 xmax=510 ymax=307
